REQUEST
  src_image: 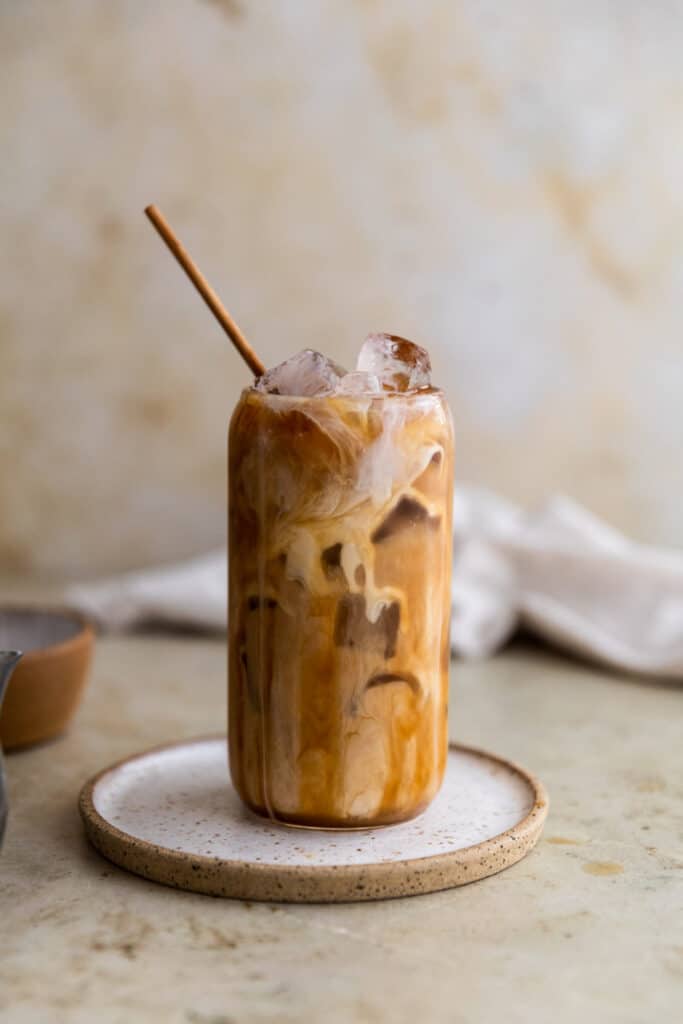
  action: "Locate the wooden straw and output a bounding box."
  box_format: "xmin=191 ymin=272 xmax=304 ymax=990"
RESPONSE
xmin=144 ymin=204 xmax=265 ymax=377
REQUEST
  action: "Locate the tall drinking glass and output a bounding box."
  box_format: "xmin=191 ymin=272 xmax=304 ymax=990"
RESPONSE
xmin=228 ymin=380 xmax=453 ymax=827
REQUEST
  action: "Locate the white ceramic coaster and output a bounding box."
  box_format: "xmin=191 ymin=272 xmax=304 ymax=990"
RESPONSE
xmin=80 ymin=737 xmax=548 ymax=903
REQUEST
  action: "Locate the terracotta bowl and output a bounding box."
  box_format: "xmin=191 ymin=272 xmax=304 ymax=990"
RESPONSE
xmin=0 ymin=608 xmax=95 ymax=751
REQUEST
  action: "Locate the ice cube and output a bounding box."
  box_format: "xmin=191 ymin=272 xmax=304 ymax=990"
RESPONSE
xmin=256 ymin=349 xmax=347 ymax=397
xmin=335 ymin=371 xmax=381 ymax=396
xmin=334 ymin=594 xmax=400 ymax=659
xmin=356 ymin=333 xmax=431 ymax=392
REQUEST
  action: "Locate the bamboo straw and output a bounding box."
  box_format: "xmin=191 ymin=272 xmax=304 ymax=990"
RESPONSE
xmin=144 ymin=204 xmax=265 ymax=377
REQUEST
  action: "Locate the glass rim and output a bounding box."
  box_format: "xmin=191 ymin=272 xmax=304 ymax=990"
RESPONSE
xmin=240 ymin=385 xmax=444 ymax=405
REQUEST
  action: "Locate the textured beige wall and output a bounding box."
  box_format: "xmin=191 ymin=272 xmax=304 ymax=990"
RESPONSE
xmin=2 ymin=1 xmax=683 ymax=578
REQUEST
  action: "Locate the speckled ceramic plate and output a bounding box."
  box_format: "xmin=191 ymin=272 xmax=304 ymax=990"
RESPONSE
xmin=79 ymin=737 xmax=548 ymax=903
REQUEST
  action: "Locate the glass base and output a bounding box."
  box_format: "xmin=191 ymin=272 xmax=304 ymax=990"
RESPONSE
xmin=241 ymin=797 xmax=430 ymax=832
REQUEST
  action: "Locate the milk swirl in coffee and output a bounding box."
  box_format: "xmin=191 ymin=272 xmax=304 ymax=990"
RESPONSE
xmin=228 ymin=334 xmax=454 ymax=827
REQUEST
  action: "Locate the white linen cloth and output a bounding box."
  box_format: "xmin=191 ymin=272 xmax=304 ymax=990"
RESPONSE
xmin=66 ymin=487 xmax=683 ymax=679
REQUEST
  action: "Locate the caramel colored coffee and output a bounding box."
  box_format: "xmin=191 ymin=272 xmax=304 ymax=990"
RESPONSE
xmin=228 ymin=385 xmax=454 ymax=827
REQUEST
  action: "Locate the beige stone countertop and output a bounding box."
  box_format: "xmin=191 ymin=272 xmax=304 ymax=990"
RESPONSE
xmin=1 ymin=606 xmax=682 ymax=1022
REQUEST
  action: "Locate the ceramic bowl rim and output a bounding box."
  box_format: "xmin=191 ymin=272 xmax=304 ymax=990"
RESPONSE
xmin=0 ymin=605 xmax=95 ymax=663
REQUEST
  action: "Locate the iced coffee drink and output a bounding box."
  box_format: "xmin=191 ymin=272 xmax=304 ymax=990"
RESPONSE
xmin=228 ymin=334 xmax=454 ymax=827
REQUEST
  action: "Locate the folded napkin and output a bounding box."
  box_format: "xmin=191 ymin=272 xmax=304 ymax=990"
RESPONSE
xmin=66 ymin=486 xmax=683 ymax=680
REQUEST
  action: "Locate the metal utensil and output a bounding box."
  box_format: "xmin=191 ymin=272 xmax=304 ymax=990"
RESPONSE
xmin=0 ymin=651 xmax=23 ymax=847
